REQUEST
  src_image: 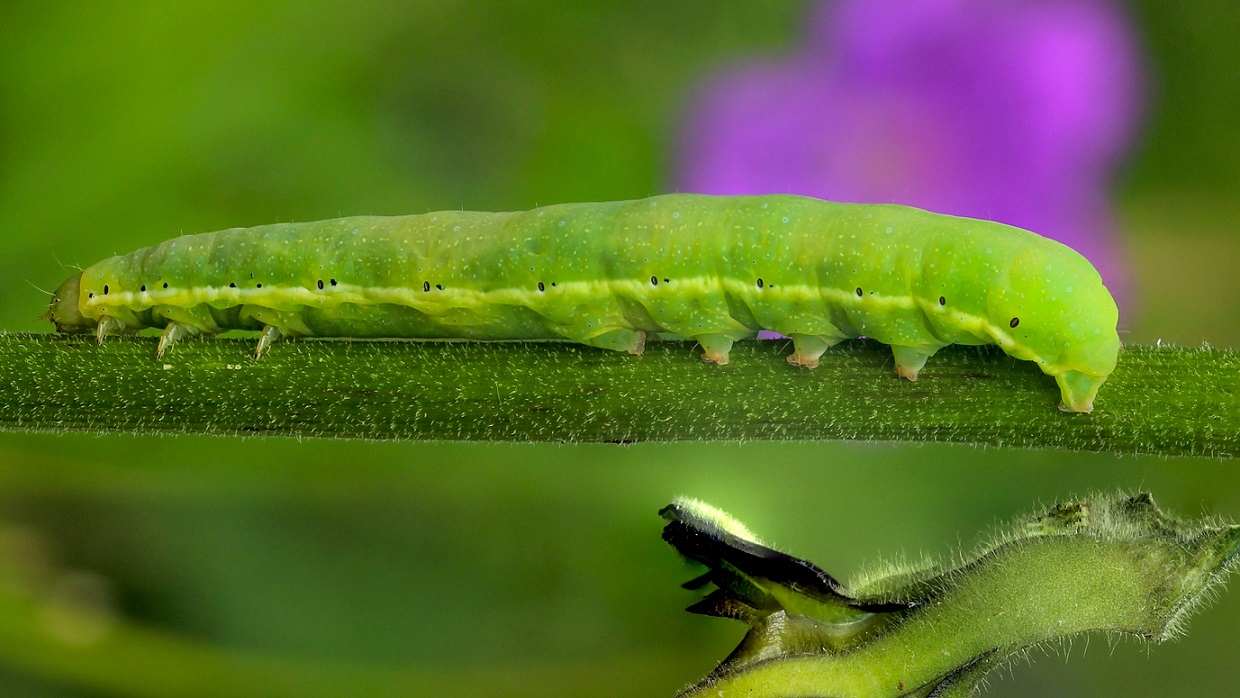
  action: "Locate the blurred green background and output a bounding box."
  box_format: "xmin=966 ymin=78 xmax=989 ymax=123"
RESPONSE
xmin=1 ymin=2 xmax=1238 ymax=696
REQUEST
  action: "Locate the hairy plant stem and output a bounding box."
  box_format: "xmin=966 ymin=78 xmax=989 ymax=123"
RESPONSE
xmin=662 ymin=493 xmax=1240 ymax=698
xmin=0 ymin=334 xmax=1235 ymax=455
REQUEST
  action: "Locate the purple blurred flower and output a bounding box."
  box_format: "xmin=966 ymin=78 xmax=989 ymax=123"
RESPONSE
xmin=678 ymin=0 xmax=1142 ymax=309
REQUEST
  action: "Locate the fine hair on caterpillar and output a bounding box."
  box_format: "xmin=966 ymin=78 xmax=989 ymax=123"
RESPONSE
xmin=44 ymin=194 xmax=1120 ymax=412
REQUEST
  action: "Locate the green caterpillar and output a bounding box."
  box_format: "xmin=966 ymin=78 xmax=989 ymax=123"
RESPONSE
xmin=45 ymin=194 xmax=1120 ymax=412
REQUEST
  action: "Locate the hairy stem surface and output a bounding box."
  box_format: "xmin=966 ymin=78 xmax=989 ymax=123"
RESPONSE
xmin=663 ymin=493 xmax=1240 ymax=698
xmin=0 ymin=334 xmax=1235 ymax=455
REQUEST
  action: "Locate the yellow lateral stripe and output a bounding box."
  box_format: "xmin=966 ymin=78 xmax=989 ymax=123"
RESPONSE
xmin=84 ymin=276 xmax=1049 ymax=371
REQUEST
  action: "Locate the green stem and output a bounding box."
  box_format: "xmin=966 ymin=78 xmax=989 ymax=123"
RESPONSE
xmin=664 ymin=493 xmax=1240 ymax=698
xmin=0 ymin=334 xmax=1235 ymax=455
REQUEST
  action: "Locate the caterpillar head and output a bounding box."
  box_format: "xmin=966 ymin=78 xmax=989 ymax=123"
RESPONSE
xmin=44 ymin=272 xmax=94 ymax=334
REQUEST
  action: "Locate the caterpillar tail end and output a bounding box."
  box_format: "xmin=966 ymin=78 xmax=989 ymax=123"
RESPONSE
xmin=1055 ymin=370 xmax=1105 ymax=413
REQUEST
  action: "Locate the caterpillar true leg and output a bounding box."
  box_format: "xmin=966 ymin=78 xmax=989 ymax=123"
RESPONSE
xmin=891 ymin=344 xmax=939 ymax=381
xmin=254 ymin=325 xmax=286 ymax=358
xmin=156 ymin=322 xmax=198 ymax=358
xmin=94 ymin=315 xmax=127 ymax=344
xmin=695 ymin=334 xmax=735 ymax=365
xmin=786 ymin=334 xmax=842 ymax=369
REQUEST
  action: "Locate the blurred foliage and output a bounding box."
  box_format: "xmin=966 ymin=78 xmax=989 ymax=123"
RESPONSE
xmin=1119 ymin=2 xmax=1240 ymax=197
xmin=1 ymin=2 xmax=1238 ymax=697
